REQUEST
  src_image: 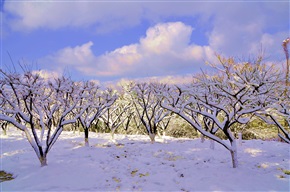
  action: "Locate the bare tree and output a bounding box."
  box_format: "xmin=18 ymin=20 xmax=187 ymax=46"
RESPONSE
xmin=77 ymin=83 xmax=117 ymax=146
xmin=158 ymin=56 xmax=280 ymax=168
xmin=121 ymin=110 xmax=134 ymax=135
xmin=256 ymin=84 xmax=290 ymax=143
xmin=118 ymin=83 xmax=139 ymax=135
xmin=127 ymin=82 xmax=170 ymax=143
xmin=0 ymin=70 xmax=85 ymax=166
xmin=99 ymin=90 xmax=131 ymax=140
xmin=157 ymin=113 xmax=172 ymax=138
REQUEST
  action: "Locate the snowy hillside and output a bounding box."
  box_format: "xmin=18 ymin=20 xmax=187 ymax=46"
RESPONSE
xmin=1 ymin=130 xmax=289 ymax=191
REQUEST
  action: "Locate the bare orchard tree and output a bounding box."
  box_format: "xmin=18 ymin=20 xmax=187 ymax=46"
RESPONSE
xmin=118 ymin=82 xmax=139 ymax=135
xmin=158 ymin=56 xmax=280 ymax=168
xmin=0 ymin=70 xmax=85 ymax=166
xmin=272 ymin=93 xmax=290 ymax=143
xmin=158 ymin=84 xmax=231 ymax=152
xmin=120 ymin=98 xmax=135 ymax=135
xmin=121 ymin=109 xmax=134 ymax=135
xmin=100 ymin=93 xmax=131 ymax=140
xmin=157 ymin=113 xmax=172 ymax=138
xmin=77 ymin=83 xmax=117 ymax=146
xmin=256 ymin=84 xmax=290 ymax=143
xmin=128 ymin=82 xmax=170 ymax=143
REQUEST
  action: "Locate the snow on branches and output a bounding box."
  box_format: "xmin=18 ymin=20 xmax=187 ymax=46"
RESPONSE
xmin=157 ymin=55 xmax=283 ymax=168
xmin=127 ymin=82 xmax=171 ymax=143
xmin=77 ymin=82 xmax=117 ymax=146
xmin=0 ymin=70 xmax=96 ymax=166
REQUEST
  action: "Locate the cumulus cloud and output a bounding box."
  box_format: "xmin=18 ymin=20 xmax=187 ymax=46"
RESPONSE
xmin=40 ymin=22 xmax=215 ymax=79
xmin=32 ymin=69 xmax=59 ymax=80
xmin=4 ymin=1 xmax=288 ymax=56
xmin=4 ymin=1 xmax=288 ymax=81
xmin=41 ymin=41 xmax=96 ymax=73
xmin=3 ymin=1 xmax=206 ymax=32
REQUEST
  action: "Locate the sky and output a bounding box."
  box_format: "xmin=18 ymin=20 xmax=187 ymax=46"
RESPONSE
xmin=1 ymin=0 xmax=289 ymax=84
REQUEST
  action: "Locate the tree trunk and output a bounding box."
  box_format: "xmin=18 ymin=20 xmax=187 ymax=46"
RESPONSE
xmin=230 ymin=140 xmax=238 ymax=168
xmin=124 ymin=129 xmax=128 ymax=138
xmin=223 ymin=126 xmax=238 ymax=168
xmin=157 ymin=129 xmax=162 ymax=139
xmin=111 ymin=128 xmax=116 ymax=141
xmin=162 ymin=131 xmax=167 ymax=143
xmin=1 ymin=123 xmax=7 ymax=136
xmin=2 ymin=128 xmax=7 ymax=136
xmin=210 ymin=139 xmax=215 ymax=150
xmin=73 ymin=126 xmax=76 ymax=134
xmin=149 ymin=133 xmax=156 ymax=144
xmin=238 ymin=132 xmax=242 ymax=146
xmin=84 ymin=128 xmax=89 ymax=147
xmin=200 ymin=134 xmax=205 ymax=143
xmin=196 ymin=131 xmax=205 ymax=143
xmin=85 ymin=138 xmax=89 ymax=147
xmin=230 ymin=150 xmax=238 ymax=168
xmin=39 ymin=155 xmax=48 ymax=167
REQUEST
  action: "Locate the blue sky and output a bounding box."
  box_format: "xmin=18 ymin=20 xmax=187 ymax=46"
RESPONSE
xmin=1 ymin=0 xmax=289 ymax=84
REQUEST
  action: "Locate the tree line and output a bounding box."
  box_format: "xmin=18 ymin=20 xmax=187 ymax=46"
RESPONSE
xmin=0 ymin=55 xmax=289 ymax=168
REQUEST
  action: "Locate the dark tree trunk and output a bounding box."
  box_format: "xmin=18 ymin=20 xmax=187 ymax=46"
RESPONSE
xmin=2 ymin=128 xmax=7 ymax=136
xmin=111 ymin=128 xmax=116 ymax=140
xmin=1 ymin=122 xmax=8 ymax=136
xmin=84 ymin=128 xmax=89 ymax=147
xmin=40 ymin=155 xmax=48 ymax=167
xmin=149 ymin=133 xmax=156 ymax=144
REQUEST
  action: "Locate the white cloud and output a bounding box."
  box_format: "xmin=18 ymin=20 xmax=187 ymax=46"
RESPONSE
xmin=40 ymin=22 xmax=214 ymax=79
xmin=135 ymin=75 xmax=194 ymax=85
xmin=4 ymin=1 xmax=288 ymax=80
xmin=140 ymin=22 xmax=193 ymax=54
xmin=4 ymin=1 xmax=143 ymax=33
xmin=32 ymin=69 xmax=59 ymax=80
xmin=41 ymin=41 xmax=96 ymax=74
xmin=6 ymin=1 xmax=286 ymax=37
xmin=253 ymin=32 xmax=289 ymax=60
xmin=113 ymin=74 xmax=194 ymax=88
xmin=206 ymin=2 xmax=289 ymax=58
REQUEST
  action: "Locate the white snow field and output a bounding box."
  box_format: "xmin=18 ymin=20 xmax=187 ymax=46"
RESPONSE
xmin=1 ymin=129 xmax=290 ymax=192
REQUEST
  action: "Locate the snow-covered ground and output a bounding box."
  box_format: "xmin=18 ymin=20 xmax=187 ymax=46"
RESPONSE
xmin=1 ymin=129 xmax=289 ymax=192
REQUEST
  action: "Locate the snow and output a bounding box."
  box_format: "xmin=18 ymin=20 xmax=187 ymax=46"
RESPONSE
xmin=1 ymin=129 xmax=290 ymax=192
